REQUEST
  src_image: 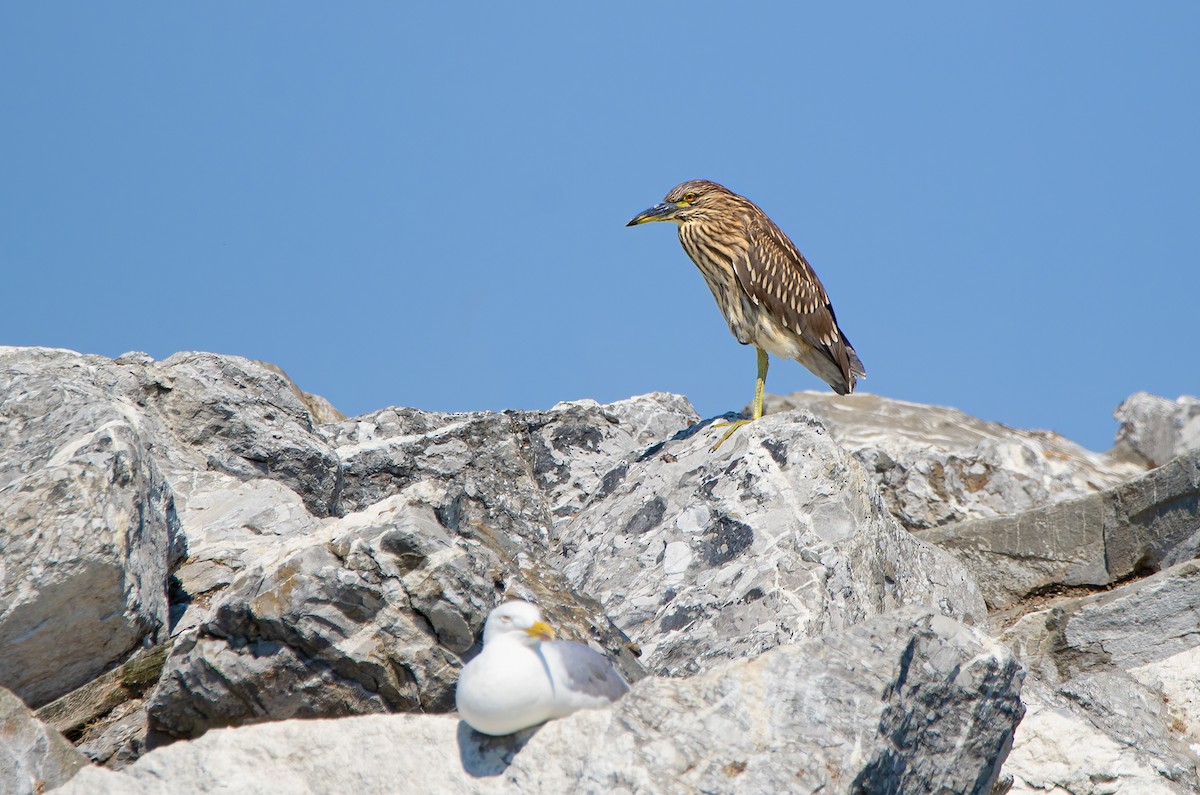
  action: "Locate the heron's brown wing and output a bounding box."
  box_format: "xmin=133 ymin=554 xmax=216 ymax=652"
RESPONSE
xmin=730 ymin=214 xmax=841 ymax=350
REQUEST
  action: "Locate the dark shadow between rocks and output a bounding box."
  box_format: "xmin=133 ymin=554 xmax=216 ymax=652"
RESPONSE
xmin=455 ymin=721 xmax=537 ymax=778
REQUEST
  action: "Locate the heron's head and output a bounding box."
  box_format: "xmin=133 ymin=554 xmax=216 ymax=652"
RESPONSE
xmin=626 ymin=179 xmax=740 ymax=227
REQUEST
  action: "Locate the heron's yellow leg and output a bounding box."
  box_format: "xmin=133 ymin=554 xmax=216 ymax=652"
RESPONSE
xmin=711 ymin=347 xmax=769 ymax=451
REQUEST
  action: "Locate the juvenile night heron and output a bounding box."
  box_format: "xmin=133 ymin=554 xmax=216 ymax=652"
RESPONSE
xmin=627 ymin=179 xmax=865 ymax=450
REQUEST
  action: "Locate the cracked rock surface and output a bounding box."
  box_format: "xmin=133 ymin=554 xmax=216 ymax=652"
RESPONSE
xmin=0 ymin=347 xmax=1196 ymax=793
xmin=58 ymin=612 xmax=1025 ymax=795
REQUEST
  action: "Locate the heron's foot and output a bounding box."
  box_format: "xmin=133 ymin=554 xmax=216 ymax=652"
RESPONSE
xmin=710 ymin=418 xmax=754 ymax=452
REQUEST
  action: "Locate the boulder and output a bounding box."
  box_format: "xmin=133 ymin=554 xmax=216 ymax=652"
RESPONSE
xmin=558 ymin=408 xmax=986 ymax=675
xmin=1000 ymin=560 xmax=1200 ymax=793
xmin=319 ymin=393 xmax=699 ymax=538
xmin=1114 ymin=392 xmax=1200 ymax=468
xmin=763 ymin=391 xmax=1144 ymax=529
xmin=0 ymin=687 xmax=88 ymax=795
xmin=924 ymin=449 xmax=1200 ymax=610
xmin=0 ymin=348 xmax=179 ymax=707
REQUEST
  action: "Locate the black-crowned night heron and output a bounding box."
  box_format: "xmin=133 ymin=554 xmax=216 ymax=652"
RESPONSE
xmin=627 ymin=179 xmax=865 ymax=450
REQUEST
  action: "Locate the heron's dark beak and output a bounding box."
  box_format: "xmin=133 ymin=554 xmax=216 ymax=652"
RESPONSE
xmin=626 ymin=202 xmax=679 ymax=226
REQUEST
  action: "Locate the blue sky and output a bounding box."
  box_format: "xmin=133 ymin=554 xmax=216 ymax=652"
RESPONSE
xmin=2 ymin=5 xmax=1197 ymax=452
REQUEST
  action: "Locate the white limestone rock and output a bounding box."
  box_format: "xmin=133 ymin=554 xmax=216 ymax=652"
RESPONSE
xmin=1006 ymin=692 xmax=1187 ymax=795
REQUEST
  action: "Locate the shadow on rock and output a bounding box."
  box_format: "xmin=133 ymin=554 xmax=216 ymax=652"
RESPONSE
xmin=636 ymin=412 xmax=742 ymax=462
xmin=455 ymin=720 xmax=537 ymax=778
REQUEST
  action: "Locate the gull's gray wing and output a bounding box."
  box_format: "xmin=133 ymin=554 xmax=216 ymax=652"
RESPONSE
xmin=549 ymin=640 xmax=630 ymax=702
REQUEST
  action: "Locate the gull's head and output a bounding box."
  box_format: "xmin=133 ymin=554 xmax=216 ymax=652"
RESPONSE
xmin=482 ymin=600 xmax=557 ymax=647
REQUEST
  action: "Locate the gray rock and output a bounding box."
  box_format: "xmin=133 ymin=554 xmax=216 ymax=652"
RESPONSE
xmin=1061 ymin=560 xmax=1200 ymax=672
xmin=75 ymin=700 xmax=150 ymax=770
xmin=1 ymin=346 xmax=697 ymax=745
xmin=319 ymin=392 xmax=698 ymax=542
xmin=0 ymin=347 xmax=346 ymax=637
xmin=1002 ymin=561 xmax=1200 ymax=687
xmin=527 ymin=394 xmax=702 ymax=529
xmin=55 ymin=612 xmax=1025 ymax=795
xmin=0 ymin=686 xmax=88 ymax=795
xmin=763 ymin=391 xmax=1144 ymax=529
xmin=925 ymin=449 xmax=1200 ymax=610
xmin=1114 ymin=392 xmax=1200 ymax=468
xmin=138 ymin=352 xmax=341 ymax=518
xmin=34 ymin=644 xmax=169 ymax=767
xmin=0 ymin=347 xmax=179 ymax=707
xmin=558 ymin=408 xmax=987 ymax=676
xmin=166 ymin=473 xmax=325 ymax=636
xmin=147 ymin=499 xmax=645 ymax=740
xmin=1000 ymin=560 xmax=1200 ymax=793
xmin=3 ymin=348 xmax=339 ymax=518
xmin=0 ymin=347 xmax=350 ymax=748
xmin=1005 ymin=686 xmax=1194 ymax=795
xmin=13 ymin=345 xmax=1193 ymax=791
xmin=253 ymin=360 xmax=346 ymax=426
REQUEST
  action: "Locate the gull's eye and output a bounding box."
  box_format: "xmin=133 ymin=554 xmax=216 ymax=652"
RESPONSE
xmin=500 ymin=615 xmax=511 ymax=623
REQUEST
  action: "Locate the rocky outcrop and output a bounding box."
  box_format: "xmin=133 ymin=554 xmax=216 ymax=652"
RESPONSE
xmin=148 ymin=498 xmax=647 ymax=741
xmin=1114 ymin=392 xmax=1200 ymax=468
xmin=788 ymin=391 xmax=1200 ymax=794
xmin=557 ymin=410 xmax=984 ymax=676
xmin=2 ymin=346 xmax=1197 ymax=793
xmin=0 ymin=348 xmax=706 ymax=753
xmin=1000 ymin=559 xmax=1200 ymax=793
xmin=148 ymin=389 xmax=982 ymax=741
xmin=0 ymin=349 xmax=179 ymax=708
xmin=783 ymin=390 xmax=1200 ymax=793
xmin=58 ymin=612 xmax=1024 ymax=795
xmin=148 ymin=391 xmax=701 ymax=741
xmin=924 ymin=449 xmax=1200 ymax=611
xmin=763 ymin=391 xmax=1144 ymax=530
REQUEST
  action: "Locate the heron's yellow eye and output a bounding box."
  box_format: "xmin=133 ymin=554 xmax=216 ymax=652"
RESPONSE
xmin=683 ymin=192 xmax=697 ymax=203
